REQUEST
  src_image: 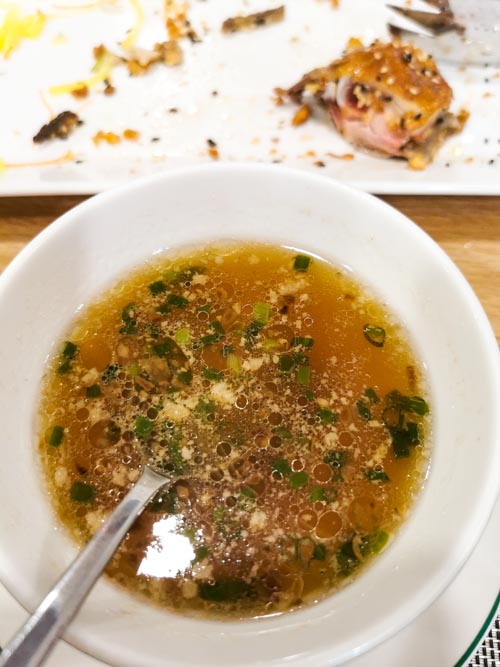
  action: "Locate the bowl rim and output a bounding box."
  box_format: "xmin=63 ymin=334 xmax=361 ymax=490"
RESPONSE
xmin=1 ymin=163 xmax=499 ymax=666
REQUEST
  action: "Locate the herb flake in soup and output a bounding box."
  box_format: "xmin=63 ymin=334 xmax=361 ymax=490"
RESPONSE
xmin=38 ymin=243 xmax=430 ymax=618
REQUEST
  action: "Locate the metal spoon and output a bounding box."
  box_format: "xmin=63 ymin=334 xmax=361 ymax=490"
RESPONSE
xmin=0 ymin=465 xmax=171 ymax=667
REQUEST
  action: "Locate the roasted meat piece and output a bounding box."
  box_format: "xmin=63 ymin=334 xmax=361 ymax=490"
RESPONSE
xmin=33 ymin=111 xmax=82 ymax=144
xmin=282 ymin=40 xmax=468 ymax=169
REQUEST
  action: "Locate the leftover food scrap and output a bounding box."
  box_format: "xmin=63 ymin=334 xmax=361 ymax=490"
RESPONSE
xmin=280 ymin=40 xmax=468 ymax=169
xmin=222 ymin=6 xmax=285 ymax=34
xmin=33 ymin=111 xmax=82 ymax=144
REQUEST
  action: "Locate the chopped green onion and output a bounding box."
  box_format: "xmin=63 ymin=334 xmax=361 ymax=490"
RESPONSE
xmin=337 ymin=540 xmax=359 ymax=576
xmin=148 ymin=280 xmax=166 ymax=295
xmin=363 ymin=324 xmax=386 ymax=347
xmin=164 ymin=268 xmax=178 ymax=283
xmin=303 ymin=389 xmax=314 ymax=401
xmin=200 ymin=334 xmax=220 ymax=346
xmin=199 ymin=578 xmax=254 ymax=602
xmin=226 ymin=353 xmax=241 ymax=375
xmin=296 ymin=365 xmax=311 ymax=385
xmin=128 ymin=364 xmax=141 ymax=377
xmin=385 ymin=390 xmax=429 ymax=416
xmin=241 ymin=485 xmax=257 ymax=499
xmin=101 ymin=364 xmax=119 ymax=384
xmin=389 ymin=421 xmax=419 ymax=458
xmin=364 ymin=387 xmax=380 ymax=403
xmin=120 ymin=321 xmax=137 ymax=335
xmin=57 ymin=360 xmax=71 ymax=375
xmin=203 ymin=368 xmax=224 ymax=381
xmin=197 ymin=304 xmax=211 ymax=314
xmin=47 ymin=425 xmax=64 ymax=447
xmin=293 ymin=254 xmax=311 ymax=272
xmin=289 ymin=470 xmax=308 ymax=490
xmin=253 ymin=302 xmax=271 ymax=324
xmin=213 ymin=505 xmax=225 ymax=523
xmin=144 ymin=323 xmax=161 ymax=339
xmin=121 ymin=303 xmax=136 ymax=324
xmin=356 ymin=400 xmax=371 ymax=421
xmin=291 ymin=336 xmax=314 ymax=348
xmin=193 ymin=545 xmax=209 ymax=563
xmin=262 ymin=338 xmax=280 ymax=351
xmin=369 ymin=529 xmax=389 ymax=554
xmin=195 ymin=398 xmax=216 ymax=419
xmin=273 ymin=426 xmax=292 ymax=440
xmin=134 ymin=416 xmax=154 ymax=439
xmin=324 ymin=450 xmax=347 ymax=468
xmin=153 ymin=340 xmax=173 ymax=357
xmin=174 ymin=327 xmax=191 ymax=346
xmin=316 ymin=408 xmax=338 ymax=424
xmin=70 ymin=481 xmax=95 ymax=503
xmin=177 ymin=370 xmax=193 ymax=385
xmin=167 ymin=442 xmax=184 ymax=474
xmin=245 ymin=320 xmax=264 ymax=342
xmin=365 ymin=468 xmax=390 ymax=483
xmin=222 ymin=344 xmax=234 ymax=357
xmin=62 ymin=341 xmax=78 ymax=359
xmin=167 ymin=294 xmax=188 ymax=309
xmin=272 ymin=459 xmax=292 ymax=476
xmin=86 ymin=384 xmax=101 ymax=398
xmin=157 ymin=303 xmax=171 ymax=315
xmin=310 ymin=486 xmax=327 ymax=502
xmin=210 ymin=320 xmax=225 ymax=336
xmin=279 ymin=354 xmax=294 ymax=372
xmin=312 ymin=543 xmax=326 ymax=561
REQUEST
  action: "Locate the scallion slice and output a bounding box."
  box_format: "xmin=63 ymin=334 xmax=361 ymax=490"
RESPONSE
xmin=70 ymin=481 xmax=95 ymax=503
xmin=253 ymin=302 xmax=271 ymax=324
xmin=363 ymin=324 xmax=386 ymax=347
xmin=47 ymin=425 xmax=64 ymax=447
xmin=293 ymin=255 xmax=311 ymax=272
xmin=296 ymin=365 xmax=311 ymax=385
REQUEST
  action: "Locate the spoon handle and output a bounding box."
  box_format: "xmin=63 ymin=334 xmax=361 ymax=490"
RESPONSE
xmin=0 ymin=466 xmax=169 ymax=667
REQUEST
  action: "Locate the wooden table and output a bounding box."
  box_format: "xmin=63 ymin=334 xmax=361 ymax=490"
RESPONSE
xmin=0 ymin=195 xmax=499 ymax=343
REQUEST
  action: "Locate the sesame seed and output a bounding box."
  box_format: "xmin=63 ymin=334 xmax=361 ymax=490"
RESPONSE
xmin=386 ymin=76 xmax=395 ymax=85
xmin=409 ymin=86 xmax=420 ymax=95
xmin=380 ymin=66 xmax=388 ymax=74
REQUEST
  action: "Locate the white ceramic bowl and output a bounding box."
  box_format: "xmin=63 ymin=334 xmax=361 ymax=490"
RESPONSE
xmin=0 ymin=165 xmax=499 ymax=667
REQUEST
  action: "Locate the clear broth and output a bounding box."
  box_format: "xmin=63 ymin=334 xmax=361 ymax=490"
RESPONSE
xmin=39 ymin=242 xmax=430 ymax=618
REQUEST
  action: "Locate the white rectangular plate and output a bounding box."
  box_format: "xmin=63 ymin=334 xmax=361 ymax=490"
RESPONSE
xmin=1 ymin=0 xmax=499 ymax=195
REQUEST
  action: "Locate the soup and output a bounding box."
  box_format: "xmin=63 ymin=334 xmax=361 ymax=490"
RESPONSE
xmin=39 ymin=242 xmax=430 ymax=618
